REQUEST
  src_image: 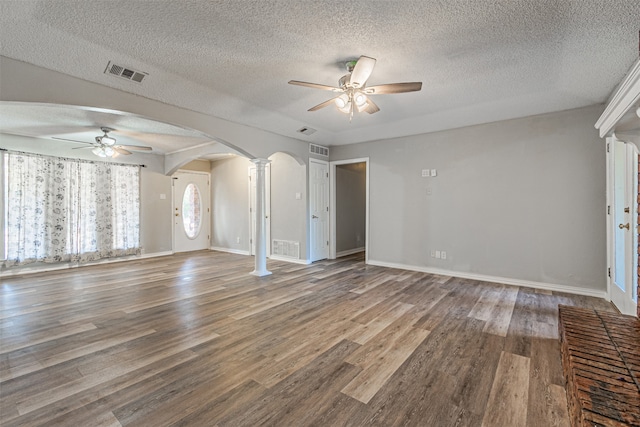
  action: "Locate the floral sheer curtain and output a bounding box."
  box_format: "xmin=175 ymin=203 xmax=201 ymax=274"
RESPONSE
xmin=4 ymin=151 xmax=140 ymax=266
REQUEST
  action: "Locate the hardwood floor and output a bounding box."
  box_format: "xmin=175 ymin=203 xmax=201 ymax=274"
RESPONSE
xmin=0 ymin=251 xmax=615 ymax=426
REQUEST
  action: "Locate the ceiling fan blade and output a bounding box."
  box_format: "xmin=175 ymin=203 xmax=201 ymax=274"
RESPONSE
xmin=308 ymin=97 xmax=340 ymax=112
xmin=363 ymin=98 xmax=380 ymax=114
xmin=71 ymin=145 xmax=95 ymax=150
xmin=289 ymin=80 xmax=342 ymax=92
xmin=365 ymin=82 xmax=422 ymax=94
xmin=51 ymin=136 xmax=93 ymax=145
xmin=349 ymin=56 xmax=376 ymax=88
xmin=117 ymin=144 xmax=152 ymax=151
xmin=115 ymin=147 xmax=132 ymax=155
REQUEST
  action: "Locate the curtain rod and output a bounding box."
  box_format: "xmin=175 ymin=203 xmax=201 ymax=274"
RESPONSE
xmin=0 ymin=148 xmax=146 ymax=167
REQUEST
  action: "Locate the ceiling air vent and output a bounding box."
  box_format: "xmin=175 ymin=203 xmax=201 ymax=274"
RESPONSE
xmin=104 ymin=61 xmax=148 ymax=83
xmin=309 ymin=143 xmax=329 ymax=157
xmin=297 ymin=126 xmax=317 ymax=136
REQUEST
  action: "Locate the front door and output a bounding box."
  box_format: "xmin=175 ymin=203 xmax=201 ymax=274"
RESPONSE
xmin=609 ymin=138 xmax=638 ymax=315
xmin=309 ymin=159 xmax=329 ymax=262
xmin=173 ymin=171 xmax=210 ymax=253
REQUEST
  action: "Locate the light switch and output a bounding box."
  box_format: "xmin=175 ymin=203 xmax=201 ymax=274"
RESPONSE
xmin=160 ymin=194 xmax=166 ymax=200
xmin=295 ymin=192 xmax=301 ymax=200
xmin=430 ymin=169 xmax=437 ymax=177
xmin=422 ymin=169 xmax=429 ymax=177
xmin=441 ymin=251 xmax=447 ymax=260
xmin=435 ymin=250 xmax=441 ymax=259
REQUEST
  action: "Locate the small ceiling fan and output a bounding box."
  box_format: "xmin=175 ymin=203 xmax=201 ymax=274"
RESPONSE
xmin=289 ymin=56 xmax=422 ymax=121
xmin=53 ymin=127 xmax=153 ymax=158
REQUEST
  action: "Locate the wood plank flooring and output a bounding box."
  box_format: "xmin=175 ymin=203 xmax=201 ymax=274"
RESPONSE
xmin=0 ymin=251 xmax=615 ymax=426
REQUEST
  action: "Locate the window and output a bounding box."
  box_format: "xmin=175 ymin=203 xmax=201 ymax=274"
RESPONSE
xmin=3 ymin=151 xmax=140 ymax=266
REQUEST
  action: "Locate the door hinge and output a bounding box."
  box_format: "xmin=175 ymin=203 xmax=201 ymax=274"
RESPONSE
xmin=326 ymin=172 xmax=329 ymax=178
xmin=250 ymin=239 xmax=253 ymax=244
xmin=606 ymin=143 xmax=610 ymax=153
xmin=608 ymin=267 xmax=611 ymax=278
xmin=607 ymin=205 xmax=610 ymax=215
xmin=326 ymin=206 xmax=329 ymax=212
xmin=327 ymin=240 xmax=329 ymax=245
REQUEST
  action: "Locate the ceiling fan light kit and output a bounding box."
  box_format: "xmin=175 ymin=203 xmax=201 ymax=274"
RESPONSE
xmin=54 ymin=126 xmax=153 ymax=158
xmin=289 ymin=55 xmax=422 ymax=121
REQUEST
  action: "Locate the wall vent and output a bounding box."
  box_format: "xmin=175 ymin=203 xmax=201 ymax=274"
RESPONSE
xmin=104 ymin=61 xmax=148 ymax=83
xmin=272 ymin=239 xmax=300 ymax=259
xmin=297 ymin=126 xmax=317 ymax=136
xmin=309 ymin=143 xmax=329 ymax=157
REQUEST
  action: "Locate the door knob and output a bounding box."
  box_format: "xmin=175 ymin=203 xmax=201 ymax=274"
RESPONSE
xmin=619 ymin=223 xmax=630 ymax=230
xmin=312 ymin=215 xmax=318 ymax=219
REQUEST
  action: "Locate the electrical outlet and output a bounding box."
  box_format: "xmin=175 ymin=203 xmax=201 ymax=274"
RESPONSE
xmin=435 ymin=250 xmax=441 ymax=259
xmin=426 ymin=187 xmax=432 ymax=195
xmin=430 ymin=169 xmax=437 ymax=177
xmin=236 ymin=237 xmax=240 ymax=244
xmin=430 ymin=250 xmax=436 ymax=258
xmin=441 ymin=251 xmax=447 ymax=260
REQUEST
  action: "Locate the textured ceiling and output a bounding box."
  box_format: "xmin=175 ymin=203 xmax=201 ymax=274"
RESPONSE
xmin=0 ymin=0 xmax=639 ymax=149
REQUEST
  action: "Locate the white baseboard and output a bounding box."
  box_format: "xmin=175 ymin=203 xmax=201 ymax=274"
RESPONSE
xmin=268 ymin=254 xmax=311 ymax=265
xmin=366 ymin=259 xmax=607 ymax=299
xmin=336 ymin=247 xmax=365 ymax=258
xmin=0 ymin=250 xmax=175 ymax=277
xmin=210 ymin=246 xmax=251 ymax=256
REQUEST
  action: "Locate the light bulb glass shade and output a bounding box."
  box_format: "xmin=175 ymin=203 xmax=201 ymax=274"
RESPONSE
xmin=337 ymin=101 xmax=351 ymax=114
xmin=101 ymin=136 xmax=116 ymax=146
xmin=354 ymin=92 xmax=367 ymax=107
xmin=93 ymin=147 xmax=107 ymax=157
xmin=103 ymin=146 xmax=115 ymax=157
xmin=636 ymin=106 xmax=640 ymax=118
xmin=335 ymin=94 xmax=349 ymax=109
xmin=356 ymin=101 xmax=370 ymax=113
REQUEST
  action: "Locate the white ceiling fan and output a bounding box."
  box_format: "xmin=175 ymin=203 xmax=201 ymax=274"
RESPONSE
xmin=289 ymin=56 xmax=422 ymax=121
xmin=53 ymin=127 xmax=153 ymax=158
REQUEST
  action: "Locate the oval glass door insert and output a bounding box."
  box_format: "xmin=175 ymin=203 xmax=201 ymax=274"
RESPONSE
xmin=182 ymin=183 xmax=202 ymax=239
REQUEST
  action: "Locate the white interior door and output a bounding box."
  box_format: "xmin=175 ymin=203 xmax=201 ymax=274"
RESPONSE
xmin=174 ymin=171 xmax=210 ymax=253
xmin=249 ymin=165 xmax=270 ymax=256
xmin=610 ymin=138 xmax=638 ymax=315
xmin=310 ymin=159 xmax=329 ymax=262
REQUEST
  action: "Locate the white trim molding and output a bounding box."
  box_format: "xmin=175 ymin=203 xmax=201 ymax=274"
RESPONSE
xmin=367 ymin=259 xmax=607 ymax=299
xmin=268 ymin=255 xmax=312 ymax=265
xmin=595 ymin=58 xmax=640 ymax=138
xmin=336 ymin=247 xmax=365 ymax=258
xmin=210 ymin=246 xmax=250 ymax=256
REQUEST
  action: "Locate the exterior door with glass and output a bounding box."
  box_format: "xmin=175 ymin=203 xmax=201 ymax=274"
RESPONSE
xmin=609 ymin=138 xmax=638 ymax=315
xmin=173 ymin=171 xmax=211 ymax=253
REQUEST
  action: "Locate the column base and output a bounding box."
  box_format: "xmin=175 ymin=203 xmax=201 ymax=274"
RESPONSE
xmin=250 ymin=269 xmax=272 ymax=277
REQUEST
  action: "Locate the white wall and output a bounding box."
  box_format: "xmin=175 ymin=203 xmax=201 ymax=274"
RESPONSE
xmin=336 ymin=162 xmax=366 ymax=254
xmin=269 ymin=152 xmax=307 ymax=260
xmin=210 ymin=156 xmax=252 ymax=252
xmin=331 ymin=105 xmax=607 ymax=292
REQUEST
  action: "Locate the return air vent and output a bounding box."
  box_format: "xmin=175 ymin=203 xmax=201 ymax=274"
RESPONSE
xmin=104 ymin=61 xmax=148 ymax=83
xmin=272 ymin=239 xmax=300 ymax=259
xmin=309 ymin=143 xmax=329 ymax=157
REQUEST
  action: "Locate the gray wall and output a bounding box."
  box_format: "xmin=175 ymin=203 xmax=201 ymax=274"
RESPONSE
xmin=269 ymin=152 xmax=307 ymax=259
xmin=210 ymin=153 xmax=308 ymax=260
xmin=210 ymin=156 xmax=252 ymax=252
xmin=331 ymin=105 xmax=607 ymax=291
xmin=336 ymin=162 xmax=366 ymax=254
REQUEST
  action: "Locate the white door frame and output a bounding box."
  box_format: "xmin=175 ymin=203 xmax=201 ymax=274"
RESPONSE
xmin=329 ymin=157 xmax=369 ymax=262
xmin=248 ymin=164 xmax=271 ymax=257
xmin=606 ymin=137 xmax=638 ymax=315
xmin=172 ymin=169 xmax=211 ymax=253
xmin=309 ymin=158 xmax=329 ymax=262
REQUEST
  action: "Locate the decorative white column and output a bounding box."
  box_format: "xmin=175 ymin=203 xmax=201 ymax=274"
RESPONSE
xmin=250 ymin=158 xmax=272 ymax=277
